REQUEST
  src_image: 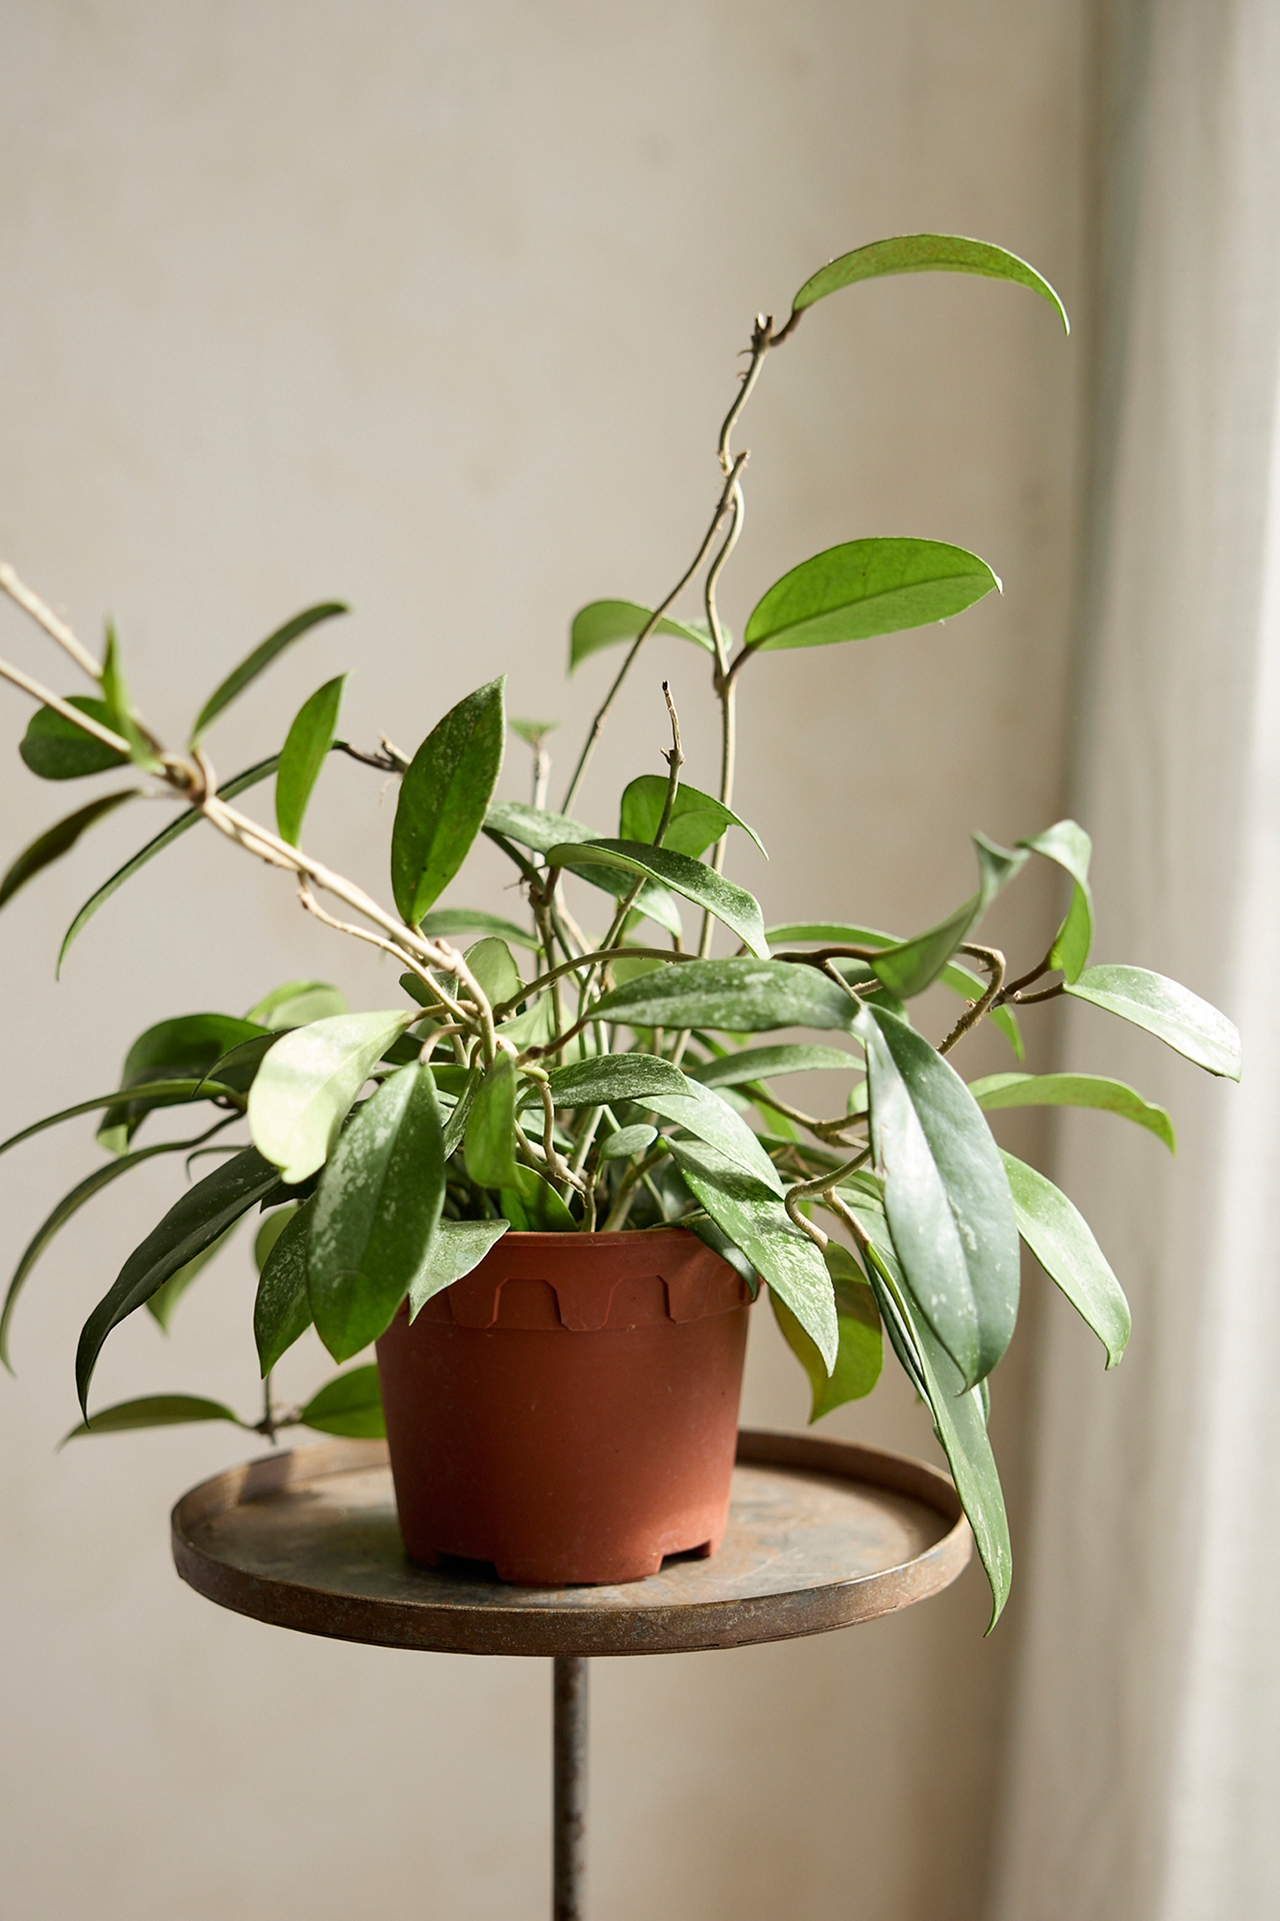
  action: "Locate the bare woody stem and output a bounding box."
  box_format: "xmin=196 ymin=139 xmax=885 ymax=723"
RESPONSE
xmin=937 ymin=945 xmax=1006 ymax=1056
xmin=0 ymin=563 xmax=104 ymax=681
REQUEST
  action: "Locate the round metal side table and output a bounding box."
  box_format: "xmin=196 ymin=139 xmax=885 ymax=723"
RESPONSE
xmin=172 ymin=1427 xmax=971 ymax=1918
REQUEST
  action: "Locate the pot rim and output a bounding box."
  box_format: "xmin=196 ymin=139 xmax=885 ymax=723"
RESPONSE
xmin=461 ymin=1225 xmax=708 ymax=1248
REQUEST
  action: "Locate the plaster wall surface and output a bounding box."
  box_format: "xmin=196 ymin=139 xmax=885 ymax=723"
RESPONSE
xmin=0 ymin=5 xmax=1083 ymax=1916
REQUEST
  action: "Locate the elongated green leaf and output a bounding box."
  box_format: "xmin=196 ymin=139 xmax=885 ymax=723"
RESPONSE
xmin=464 ymin=1054 xmax=520 ymax=1189
xmin=248 ymin=1010 xmax=415 ymax=1185
xmin=408 ymin=1218 xmax=509 ymax=1317
xmin=689 ymin=1043 xmax=857 ymax=1090
xmin=546 ymin=1052 xmax=689 ymax=1107
xmin=299 ymin=1364 xmax=385 ymax=1438
xmin=592 ymin=957 xmax=857 ymax=1034
xmin=147 ymin=1221 xmax=239 ymax=1331
xmin=0 ymin=1128 xmax=232 ymax=1370
xmin=420 ymin=907 xmax=541 ymax=952
xmin=1000 ymin=1150 xmax=1129 ymax=1366
xmin=772 ymin=1240 xmax=882 ymax=1420
xmin=0 ymin=1079 xmax=241 ymax=1161
xmin=1018 ymin=820 xmax=1093 ymax=981
xmin=856 ymin=1004 xmax=1019 ymax=1386
xmin=546 ymin=840 xmax=768 ymax=957
xmin=970 ymin=1072 xmax=1174 ymax=1150
xmin=254 ymin=1200 xmax=314 ymax=1373
xmin=76 ymin=1147 xmax=283 ymax=1412
xmin=63 ymin=1394 xmax=246 ymax=1442
xmin=619 ymin=777 xmax=767 ymax=859
xmin=0 ymin=790 xmax=138 ymax=913
xmin=190 ymin=602 xmax=348 ymax=740
xmin=58 ymin=752 xmax=284 ymax=971
xmin=744 ymin=539 xmax=1000 ymax=654
xmin=464 ymin=937 xmax=522 ymax=1009
xmin=642 ymin=1081 xmax=782 ymax=1194
xmin=598 ymin=1123 xmax=657 ymax=1162
xmin=98 ymin=1013 xmax=267 ymax=1152
xmin=670 ymin=1139 xmax=836 ymax=1366
xmin=308 ymin=1065 xmax=445 ymax=1362
xmin=485 ymin=803 xmax=682 ymax=936
xmin=20 ymin=695 xmax=129 ymax=779
xmin=246 ymin=981 xmax=349 ymax=1029
xmin=1065 ymin=965 xmax=1241 ymax=1079
xmin=442 ymin=1065 xmax=481 ymax=1158
xmin=275 ymin=675 xmax=345 ymax=845
xmin=392 ymin=679 xmax=506 ymax=925
xmin=859 ymin=1231 xmax=1011 ymax=1628
xmin=790 ymin=233 xmax=1069 ymax=332
xmin=870 ymin=835 xmax=1027 ymax=999
xmin=569 ymin=599 xmax=713 ymax=673
xmin=499 ymin=1163 xmax=577 ymax=1229
xmin=100 ymin=625 xmax=163 ymax=772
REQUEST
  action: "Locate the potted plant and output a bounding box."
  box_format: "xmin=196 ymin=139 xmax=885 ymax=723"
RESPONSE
xmin=0 ymin=235 xmax=1239 ymax=1623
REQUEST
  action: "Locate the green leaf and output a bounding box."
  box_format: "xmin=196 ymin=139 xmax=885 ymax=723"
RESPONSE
xmin=0 ymin=1129 xmax=233 ymax=1370
xmin=0 ymin=790 xmax=139 ymax=914
xmin=464 ymin=1054 xmax=520 ymax=1190
xmin=408 ymin=1218 xmax=510 ymax=1317
xmin=441 ymin=1065 xmax=481 ymax=1158
xmin=619 ymin=776 xmax=767 ymax=859
xmin=275 ymin=675 xmax=345 ymax=845
xmin=688 ymin=1043 xmax=857 ymax=1089
xmin=463 ymin=937 xmax=522 ymax=1009
xmin=391 ymin=679 xmax=506 ymax=926
xmin=485 ymin=803 xmax=683 ymax=938
xmin=772 ymin=1241 xmax=881 ymax=1420
xmin=58 ymin=751 xmax=284 ymax=971
xmin=546 ymin=839 xmax=768 ymax=957
xmin=308 ymin=1065 xmax=446 ymax=1362
xmin=591 ymin=958 xmax=857 ymax=1034
xmin=568 ymin=600 xmax=714 ymax=673
xmin=147 ymin=1222 xmax=239 ymax=1331
xmin=670 ymin=1140 xmax=836 ymax=1367
xmin=76 ymin=1146 xmax=283 ymax=1413
xmin=1018 ymin=820 xmax=1093 ymax=981
xmin=1065 ymin=965 xmax=1241 ymax=1080
xmin=510 ymin=717 xmax=559 ymax=746
xmin=248 ymin=1010 xmax=416 ymax=1185
xmin=100 ymin=625 xmax=163 ymax=772
xmin=870 ymin=835 xmax=1027 ymax=999
xmin=546 ymin=1052 xmax=690 ymax=1107
xmin=598 ymin=1123 xmax=657 ymax=1162
xmin=419 ymin=907 xmax=541 ymax=952
xmin=254 ymin=1200 xmax=314 ymax=1374
xmin=299 ymin=1364 xmax=385 ymax=1438
xmin=63 ymin=1394 xmax=247 ymax=1442
xmin=190 ymin=602 xmax=348 ymax=740
xmin=743 ymin=539 xmax=1001 ymax=654
xmin=1000 ymin=1151 xmax=1130 ymax=1368
xmin=970 ymin=1072 xmax=1175 ymax=1151
xmin=245 ymin=981 xmax=349 ymax=1030
xmin=642 ymin=1081 xmax=783 ymax=1195
xmin=0 ymin=1079 xmax=241 ymax=1161
xmin=856 ymin=1004 xmax=1019 ymax=1387
xmin=499 ymin=1163 xmax=577 ymax=1230
xmin=859 ymin=1230 xmax=1012 ymax=1629
xmin=97 ymin=1013 xmax=267 ymax=1152
xmin=20 ymin=696 xmax=129 ymax=779
xmin=789 ymin=232 xmax=1069 ymax=332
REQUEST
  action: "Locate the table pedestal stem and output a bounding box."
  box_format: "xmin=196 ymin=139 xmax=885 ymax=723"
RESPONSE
xmin=553 ymin=1655 xmax=589 ymax=1919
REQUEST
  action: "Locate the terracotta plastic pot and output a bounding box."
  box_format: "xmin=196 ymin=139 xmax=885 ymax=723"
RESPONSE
xmin=375 ymin=1227 xmax=752 ymax=1585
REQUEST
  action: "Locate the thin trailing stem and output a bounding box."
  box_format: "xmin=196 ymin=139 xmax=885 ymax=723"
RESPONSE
xmin=938 ymin=944 xmax=1006 ymax=1056
xmin=0 ymin=562 xmax=104 ymax=681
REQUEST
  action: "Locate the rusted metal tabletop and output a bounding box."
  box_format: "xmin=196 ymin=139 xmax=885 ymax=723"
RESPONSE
xmin=172 ymin=1428 xmax=970 ymax=1916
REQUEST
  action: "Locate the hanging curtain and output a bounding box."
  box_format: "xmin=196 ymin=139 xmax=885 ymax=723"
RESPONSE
xmin=993 ymin=1 xmax=1280 ymax=1915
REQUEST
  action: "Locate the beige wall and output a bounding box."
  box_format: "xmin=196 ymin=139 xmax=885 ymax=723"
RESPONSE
xmin=0 ymin=5 xmax=1084 ymax=1917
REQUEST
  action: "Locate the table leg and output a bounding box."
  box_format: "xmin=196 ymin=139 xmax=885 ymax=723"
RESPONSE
xmin=553 ymin=1655 xmax=588 ymax=1920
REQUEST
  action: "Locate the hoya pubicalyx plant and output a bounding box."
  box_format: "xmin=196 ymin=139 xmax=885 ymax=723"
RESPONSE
xmin=0 ymin=235 xmax=1240 ymax=1625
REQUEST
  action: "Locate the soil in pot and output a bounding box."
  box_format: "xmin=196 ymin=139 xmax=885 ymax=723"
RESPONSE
xmin=375 ymin=1227 xmax=752 ymax=1585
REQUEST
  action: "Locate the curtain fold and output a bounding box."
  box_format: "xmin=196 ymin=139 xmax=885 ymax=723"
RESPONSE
xmin=992 ymin=2 xmax=1280 ymax=1916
